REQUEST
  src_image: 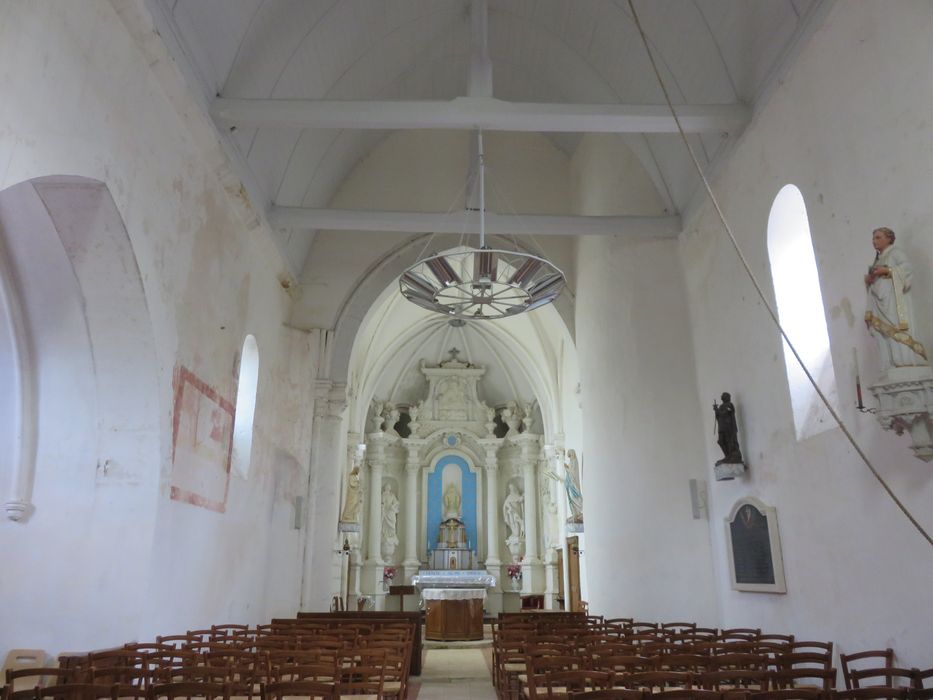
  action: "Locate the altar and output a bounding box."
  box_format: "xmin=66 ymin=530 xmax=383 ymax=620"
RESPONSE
xmin=413 ymin=570 xmax=496 ymax=641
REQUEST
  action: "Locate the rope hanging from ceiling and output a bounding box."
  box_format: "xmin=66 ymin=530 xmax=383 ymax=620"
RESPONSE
xmin=626 ymin=0 xmax=932 ymax=548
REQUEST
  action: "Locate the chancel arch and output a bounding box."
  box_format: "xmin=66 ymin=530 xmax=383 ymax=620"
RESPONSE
xmin=337 ymin=270 xmax=584 ymax=615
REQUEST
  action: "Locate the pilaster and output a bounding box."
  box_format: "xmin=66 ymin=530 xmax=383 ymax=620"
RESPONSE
xmin=301 ymin=380 xmax=347 ymax=611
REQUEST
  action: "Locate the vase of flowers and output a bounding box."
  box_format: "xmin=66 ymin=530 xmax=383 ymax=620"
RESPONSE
xmin=507 ymin=563 xmax=522 ymax=591
xmin=382 ymin=566 xmax=396 ymax=591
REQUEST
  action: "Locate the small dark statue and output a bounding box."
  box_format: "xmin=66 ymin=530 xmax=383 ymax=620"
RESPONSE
xmin=713 ymin=392 xmax=744 ymax=465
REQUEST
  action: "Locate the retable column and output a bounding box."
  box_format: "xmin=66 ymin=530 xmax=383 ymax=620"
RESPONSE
xmin=366 ymin=441 xmax=386 ymax=566
xmin=483 ymin=443 xmax=501 ymax=566
xmin=402 ymin=443 xmax=421 ymax=573
xmin=522 ymin=453 xmax=540 ymax=564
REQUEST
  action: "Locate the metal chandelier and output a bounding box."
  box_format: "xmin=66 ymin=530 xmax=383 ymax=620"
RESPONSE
xmin=399 ymin=132 xmax=566 ymax=320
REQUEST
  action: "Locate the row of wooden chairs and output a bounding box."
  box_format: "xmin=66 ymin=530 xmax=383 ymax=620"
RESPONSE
xmin=567 ymin=689 xmax=933 ymax=700
xmin=491 ymin=615 xmax=931 ymax=700
xmin=4 ymin=619 xmax=416 ymax=700
xmin=0 ymin=679 xmax=371 ymax=700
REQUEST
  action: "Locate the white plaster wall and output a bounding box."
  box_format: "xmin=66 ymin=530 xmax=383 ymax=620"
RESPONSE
xmin=679 ymin=1 xmax=933 ymax=665
xmin=0 ymin=1 xmax=315 ymax=656
xmin=573 ymin=135 xmax=717 ymax=623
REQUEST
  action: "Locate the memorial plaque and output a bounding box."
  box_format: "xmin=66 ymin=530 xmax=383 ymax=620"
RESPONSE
xmin=724 ymin=498 xmax=786 ymax=593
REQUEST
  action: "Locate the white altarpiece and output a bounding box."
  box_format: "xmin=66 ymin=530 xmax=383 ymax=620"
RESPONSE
xmin=344 ymin=353 xmax=561 ymax=613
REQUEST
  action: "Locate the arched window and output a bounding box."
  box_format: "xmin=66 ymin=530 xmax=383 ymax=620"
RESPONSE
xmin=232 ymin=334 xmax=259 ymax=478
xmin=767 ymin=185 xmax=838 ymax=440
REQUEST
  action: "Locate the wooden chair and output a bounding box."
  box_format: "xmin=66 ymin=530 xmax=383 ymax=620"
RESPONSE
xmin=660 ymin=655 xmax=715 ymax=674
xmin=149 ymin=682 xmax=230 ymax=700
xmin=7 ymin=669 xmax=83 ymax=692
xmin=841 ymin=652 xmax=895 ymax=690
xmin=769 ymin=668 xmax=836 ymax=692
xmin=662 ymin=623 xmax=698 ymax=635
xmin=269 ymin=664 xmax=337 ymax=684
xmin=260 ymin=681 xmax=335 ymax=700
xmin=699 ymin=669 xmax=770 ymax=692
xmin=542 ymin=670 xmax=613 ymax=699
xmin=590 ymin=656 xmax=652 ymax=677
xmin=336 ymin=665 xmax=384 ymax=699
xmin=33 ymin=684 xmax=114 ymax=700
xmin=618 ymin=672 xmax=695 ymax=691
xmin=719 ymin=629 xmax=761 ymax=642
xmin=88 ymin=667 xmax=150 ymax=690
xmin=749 ymin=690 xmax=826 ymax=700
xmin=211 ymin=626 xmax=250 ymax=639
xmin=849 ymin=669 xmax=922 ymax=691
xmin=568 ymin=690 xmax=644 ymax=700
xmin=524 ymin=657 xmax=583 ymax=700
xmin=834 ymin=689 xmax=911 ymax=700
xmin=651 ymin=691 xmax=723 ymax=700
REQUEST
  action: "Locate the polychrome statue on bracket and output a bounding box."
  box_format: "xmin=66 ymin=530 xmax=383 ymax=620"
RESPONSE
xmin=863 ymin=227 xmax=933 ymax=461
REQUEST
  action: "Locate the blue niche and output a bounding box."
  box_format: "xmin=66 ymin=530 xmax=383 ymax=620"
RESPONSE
xmin=426 ymin=454 xmax=477 ymax=554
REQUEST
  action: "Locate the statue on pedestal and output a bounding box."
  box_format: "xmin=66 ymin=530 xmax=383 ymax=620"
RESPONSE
xmin=864 ymin=227 xmax=928 ymax=373
xmin=862 ymin=227 xmax=933 ymax=461
xmin=381 ymin=484 xmax=399 ymax=559
xmin=502 ymin=483 xmax=524 ymax=540
xmin=442 ymin=484 xmax=461 ymax=520
xmin=339 ymin=466 xmax=362 ymax=523
xmin=564 ymin=449 xmax=584 ymax=524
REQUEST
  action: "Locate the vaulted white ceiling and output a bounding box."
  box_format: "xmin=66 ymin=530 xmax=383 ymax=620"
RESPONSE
xmin=153 ymin=0 xmax=822 ymax=276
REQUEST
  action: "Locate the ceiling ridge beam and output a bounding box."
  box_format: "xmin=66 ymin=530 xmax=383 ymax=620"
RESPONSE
xmin=268 ymin=206 xmax=681 ymax=237
xmin=212 ymin=96 xmax=747 ymax=134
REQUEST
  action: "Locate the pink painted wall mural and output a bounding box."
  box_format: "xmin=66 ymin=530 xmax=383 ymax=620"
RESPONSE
xmin=171 ymin=366 xmax=233 ymax=512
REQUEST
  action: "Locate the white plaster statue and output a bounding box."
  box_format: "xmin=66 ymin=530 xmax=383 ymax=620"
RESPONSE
xmin=385 ymin=404 xmax=400 ymax=434
xmin=503 ymin=402 xmax=522 ymax=434
xmin=442 ymin=484 xmax=462 ymax=520
xmin=370 ymin=399 xmax=386 ymax=432
xmin=522 ymin=402 xmax=535 ymax=433
xmin=339 ymin=466 xmax=362 ymax=523
xmin=381 ymin=484 xmax=399 ymax=554
xmin=564 ymin=449 xmax=584 ymax=524
xmin=864 ymin=227 xmax=928 ymax=373
xmin=502 ymin=483 xmax=524 ymax=540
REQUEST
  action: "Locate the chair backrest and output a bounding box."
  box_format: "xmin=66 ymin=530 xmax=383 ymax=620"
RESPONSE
xmin=841 ymin=651 xmax=895 ymax=690
xmin=6 ymin=669 xmax=79 ymax=694
xmin=2 ymin=650 xmax=48 ymax=687
xmin=149 ymin=681 xmax=230 ymax=700
xmin=850 ymin=668 xmax=922 ymax=690
xmin=261 ymin=681 xmax=335 ymax=700
xmin=33 ymin=683 xmax=115 ymax=700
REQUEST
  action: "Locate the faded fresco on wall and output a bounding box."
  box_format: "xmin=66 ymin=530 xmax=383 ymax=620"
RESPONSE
xmin=171 ymin=365 xmax=233 ymax=512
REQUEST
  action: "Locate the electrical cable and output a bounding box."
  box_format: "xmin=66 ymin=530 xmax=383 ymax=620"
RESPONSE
xmin=627 ymin=0 xmax=932 ymax=547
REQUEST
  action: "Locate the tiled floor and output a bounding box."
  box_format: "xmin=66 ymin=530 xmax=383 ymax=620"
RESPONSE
xmin=412 ymin=647 xmax=497 ymax=700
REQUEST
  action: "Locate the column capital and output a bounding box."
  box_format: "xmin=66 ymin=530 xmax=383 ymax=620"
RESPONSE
xmin=313 ymin=380 xmax=348 ymax=418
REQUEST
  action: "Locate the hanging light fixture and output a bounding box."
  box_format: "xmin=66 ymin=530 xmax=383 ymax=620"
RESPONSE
xmin=399 ymin=132 xmax=566 ymax=320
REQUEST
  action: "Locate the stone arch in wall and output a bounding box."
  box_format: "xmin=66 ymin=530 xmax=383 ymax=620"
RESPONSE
xmin=0 ymin=175 xmax=161 ymax=648
xmin=0 ymin=175 xmax=160 ymax=515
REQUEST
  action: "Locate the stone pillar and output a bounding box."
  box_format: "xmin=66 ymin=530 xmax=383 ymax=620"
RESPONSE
xmin=402 ymin=443 xmax=421 ymax=585
xmin=301 ymin=381 xmax=347 ymax=611
xmin=362 ymin=436 xmax=387 ymax=609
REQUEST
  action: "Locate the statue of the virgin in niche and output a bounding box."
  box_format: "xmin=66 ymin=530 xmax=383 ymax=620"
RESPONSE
xmin=442 ymin=483 xmax=462 ymax=520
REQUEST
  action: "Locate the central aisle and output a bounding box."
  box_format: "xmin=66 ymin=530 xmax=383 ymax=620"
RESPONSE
xmin=413 ymin=647 xmax=496 ymax=700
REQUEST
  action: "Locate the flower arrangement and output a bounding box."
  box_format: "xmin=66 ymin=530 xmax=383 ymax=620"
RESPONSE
xmin=506 ymin=564 xmax=522 ymax=580
xmin=382 ymin=566 xmax=397 ymax=587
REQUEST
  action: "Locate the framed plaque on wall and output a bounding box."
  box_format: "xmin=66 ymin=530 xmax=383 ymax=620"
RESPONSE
xmin=724 ymin=497 xmax=787 ymax=593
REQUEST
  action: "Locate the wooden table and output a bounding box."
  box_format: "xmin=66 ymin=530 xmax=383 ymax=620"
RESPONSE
xmin=423 ymin=588 xmax=485 ymax=641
